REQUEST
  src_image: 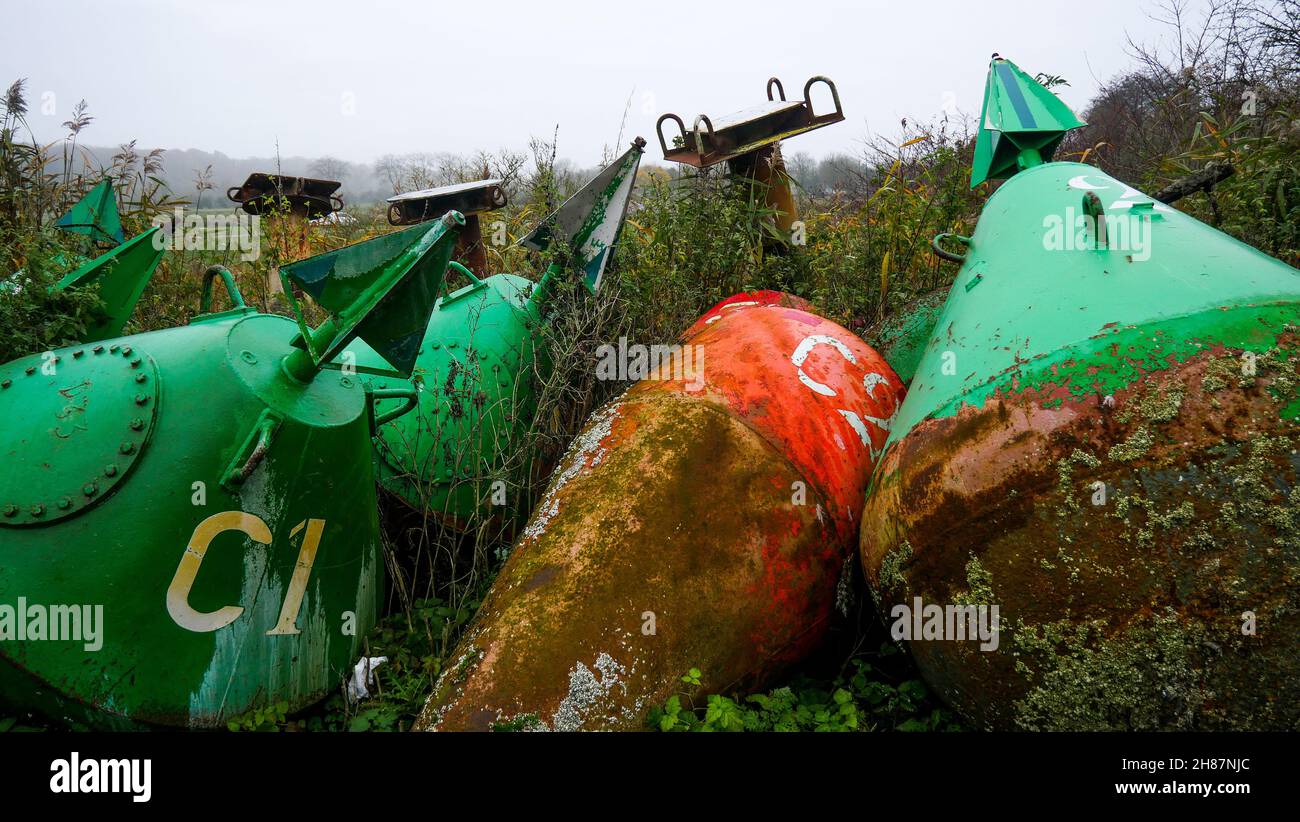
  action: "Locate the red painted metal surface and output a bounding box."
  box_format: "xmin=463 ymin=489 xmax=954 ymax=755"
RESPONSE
xmin=682 ymin=290 xmax=816 ymax=340
xmin=417 ymin=294 xmax=903 ymax=730
xmin=674 ymin=293 xmax=900 ymax=544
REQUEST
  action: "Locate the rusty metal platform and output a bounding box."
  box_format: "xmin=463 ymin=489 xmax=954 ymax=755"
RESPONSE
xmin=386 ymin=179 xmax=508 ymax=226
xmin=657 ymin=76 xmax=844 ymax=168
xmin=227 ymin=173 xmax=343 ymax=219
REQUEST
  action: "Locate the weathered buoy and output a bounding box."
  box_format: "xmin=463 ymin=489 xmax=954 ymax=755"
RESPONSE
xmin=859 ymin=56 xmax=1300 ymax=730
xmin=0 ymin=213 xmax=464 ymax=727
xmin=355 ymin=141 xmax=645 ymax=524
xmin=418 ymin=294 xmax=903 ymax=730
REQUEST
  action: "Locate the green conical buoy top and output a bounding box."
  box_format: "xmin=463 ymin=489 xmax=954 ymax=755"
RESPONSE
xmin=281 ymin=210 xmax=465 ymax=379
xmin=54 ymin=227 xmax=165 ymax=342
xmin=54 ymin=178 xmax=125 ymax=246
xmin=520 ymin=137 xmax=645 ymax=296
xmin=971 ymin=55 xmax=1086 ymax=188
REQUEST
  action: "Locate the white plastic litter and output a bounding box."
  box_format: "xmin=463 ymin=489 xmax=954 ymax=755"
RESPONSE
xmin=346 ymin=656 xmax=388 ymax=703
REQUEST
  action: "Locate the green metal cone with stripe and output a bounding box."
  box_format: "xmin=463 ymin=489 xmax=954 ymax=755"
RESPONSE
xmin=860 ymin=55 xmax=1300 ymax=730
xmin=970 ymin=55 xmax=1086 ymax=187
xmin=54 ymin=178 xmax=125 ymax=247
xmin=354 ymin=140 xmax=645 ymax=523
xmin=0 ymin=212 xmax=463 ymax=727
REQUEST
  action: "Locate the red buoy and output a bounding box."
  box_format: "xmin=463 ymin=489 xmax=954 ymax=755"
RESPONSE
xmin=418 ymin=294 xmax=904 ymax=731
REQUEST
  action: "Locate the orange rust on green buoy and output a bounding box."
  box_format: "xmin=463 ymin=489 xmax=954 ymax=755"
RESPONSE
xmin=859 ymin=56 xmax=1300 ymax=730
xmin=417 ymin=294 xmax=904 ymax=731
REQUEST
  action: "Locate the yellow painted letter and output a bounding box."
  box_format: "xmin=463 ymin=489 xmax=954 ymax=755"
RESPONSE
xmin=167 ymin=511 xmax=272 ymax=632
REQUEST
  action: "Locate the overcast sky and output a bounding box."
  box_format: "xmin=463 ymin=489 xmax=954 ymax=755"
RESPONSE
xmin=4 ymin=0 xmax=1189 ymax=166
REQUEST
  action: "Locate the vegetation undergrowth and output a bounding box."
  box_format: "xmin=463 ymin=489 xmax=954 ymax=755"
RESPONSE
xmin=649 ymin=643 xmax=964 ymax=733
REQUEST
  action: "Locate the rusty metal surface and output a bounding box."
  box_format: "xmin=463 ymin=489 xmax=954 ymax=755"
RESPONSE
xmin=657 ymin=76 xmax=844 ymax=168
xmin=385 ymin=179 xmax=508 ymax=274
xmin=226 ymin=173 xmax=343 ymax=219
xmin=386 ymin=179 xmax=507 ymax=227
xmin=857 ymin=74 xmax=1300 ymax=729
xmin=861 ymin=320 xmax=1300 ymax=730
xmin=726 ymin=143 xmax=800 ymax=236
xmin=417 ymin=296 xmax=903 ymax=730
xmin=859 ymin=61 xmax=1300 ymax=730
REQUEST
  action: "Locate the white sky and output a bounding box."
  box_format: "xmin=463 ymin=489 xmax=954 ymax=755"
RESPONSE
xmin=3 ymin=0 xmax=1188 ymax=166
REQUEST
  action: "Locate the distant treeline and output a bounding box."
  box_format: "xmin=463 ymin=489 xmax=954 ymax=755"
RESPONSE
xmin=32 ymin=141 xmax=661 ymax=209
xmin=31 ymin=142 xmax=926 ymax=211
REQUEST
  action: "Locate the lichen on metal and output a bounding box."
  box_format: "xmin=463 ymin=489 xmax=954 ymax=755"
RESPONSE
xmin=859 ymin=54 xmax=1300 ymax=730
xmin=417 ymin=294 xmax=904 ymax=731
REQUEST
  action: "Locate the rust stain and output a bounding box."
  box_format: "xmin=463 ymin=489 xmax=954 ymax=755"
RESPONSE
xmin=862 ymin=338 xmax=1300 ymax=729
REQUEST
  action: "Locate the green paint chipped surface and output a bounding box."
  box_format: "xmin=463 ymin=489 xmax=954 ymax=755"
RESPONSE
xmin=884 ymin=161 xmax=1300 ymax=449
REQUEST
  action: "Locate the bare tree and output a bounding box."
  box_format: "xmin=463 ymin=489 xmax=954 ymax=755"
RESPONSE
xmin=308 ymin=155 xmax=350 ymax=182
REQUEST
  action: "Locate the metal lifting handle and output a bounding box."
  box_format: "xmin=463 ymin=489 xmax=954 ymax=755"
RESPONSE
xmin=221 ymin=411 xmax=281 ymax=490
xmin=237 ymin=423 xmax=276 ymax=482
xmin=434 ymin=261 xmax=488 ymax=309
xmin=367 ymin=386 xmax=419 ymax=432
xmin=931 ymin=233 xmax=972 ymax=263
xmin=692 ymin=114 xmax=716 ymax=142
xmin=201 ymin=265 xmax=247 ymax=314
xmin=1082 ymin=191 xmax=1108 ymax=250
xmin=656 ymin=113 xmax=687 ymax=157
xmin=767 ymin=77 xmax=787 ymax=101
xmin=804 ymin=76 xmax=843 ymax=121
xmin=448 ymin=260 xmax=484 ymax=287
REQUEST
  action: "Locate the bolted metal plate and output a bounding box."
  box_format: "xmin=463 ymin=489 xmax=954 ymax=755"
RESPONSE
xmin=0 ymin=343 xmax=160 ymax=527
